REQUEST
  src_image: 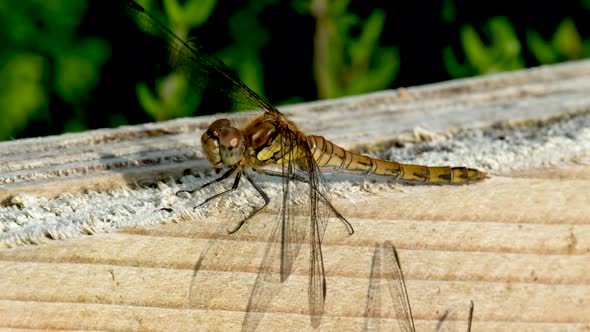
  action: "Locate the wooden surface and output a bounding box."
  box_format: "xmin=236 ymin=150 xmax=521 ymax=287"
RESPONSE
xmin=1 ymin=60 xmax=589 ymax=331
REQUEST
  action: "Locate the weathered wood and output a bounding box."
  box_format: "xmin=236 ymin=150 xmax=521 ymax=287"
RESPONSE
xmin=0 ymin=60 xmax=589 ymax=331
xmin=2 ymin=59 xmax=590 ymax=200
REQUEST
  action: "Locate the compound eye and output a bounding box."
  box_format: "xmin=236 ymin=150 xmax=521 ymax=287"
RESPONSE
xmin=207 ymin=119 xmax=231 ymax=137
xmin=218 ymin=127 xmax=244 ymax=166
xmin=201 ymin=119 xmax=233 ymax=168
xmin=219 ymin=127 xmax=243 ymax=150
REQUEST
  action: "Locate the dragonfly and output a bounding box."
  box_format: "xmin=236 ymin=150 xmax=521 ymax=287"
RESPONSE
xmin=125 ymin=1 xmax=487 ymax=329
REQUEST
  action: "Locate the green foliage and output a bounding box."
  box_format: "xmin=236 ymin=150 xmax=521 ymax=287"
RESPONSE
xmin=527 ymin=18 xmax=590 ymax=64
xmin=217 ymin=0 xmax=279 ymax=98
xmin=2 ymin=0 xmax=589 ymax=140
xmin=165 ymin=0 xmax=216 ymax=29
xmin=56 ymin=39 xmax=111 ymax=104
xmin=135 ymin=0 xmax=217 ymax=121
xmin=581 ymin=0 xmax=590 ymax=11
xmin=0 ymin=0 xmax=110 ymax=139
xmin=137 ymin=73 xmax=203 ymax=121
xmin=0 ymin=54 xmax=45 ymax=140
xmin=303 ymin=0 xmax=399 ymax=99
xmin=440 ymin=0 xmax=456 ymax=24
xmin=444 ymin=16 xmax=524 ymax=78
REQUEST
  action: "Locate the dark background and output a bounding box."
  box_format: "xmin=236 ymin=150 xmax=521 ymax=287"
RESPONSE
xmin=1 ymin=0 xmax=589 ymax=140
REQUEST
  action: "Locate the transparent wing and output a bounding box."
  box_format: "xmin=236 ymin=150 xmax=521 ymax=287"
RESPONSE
xmin=364 ymin=244 xmax=383 ymax=331
xmin=304 ymin=141 xmax=329 ymax=328
xmin=277 ymin=125 xmax=304 ymax=282
xmin=467 ymin=300 xmax=474 ymax=332
xmin=276 ymin=121 xmax=347 ymax=328
xmin=246 ymin=124 xmax=333 ymax=328
xmin=382 ymin=241 xmax=416 ymax=332
xmin=241 ymin=215 xmax=284 ymax=332
xmin=436 ymin=300 xmax=475 ymax=332
xmin=124 ymin=1 xmax=281 ymax=115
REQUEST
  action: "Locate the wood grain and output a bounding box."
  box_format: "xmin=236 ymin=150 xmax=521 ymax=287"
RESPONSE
xmin=1 ymin=60 xmax=589 ymax=331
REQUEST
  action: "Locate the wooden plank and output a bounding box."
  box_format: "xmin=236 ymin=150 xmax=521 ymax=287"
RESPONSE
xmin=0 ymin=60 xmax=589 ymax=331
xmin=1 ymin=59 xmax=590 ymax=200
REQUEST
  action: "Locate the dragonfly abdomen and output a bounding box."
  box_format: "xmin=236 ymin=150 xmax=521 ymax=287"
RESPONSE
xmin=307 ymin=135 xmax=487 ymax=184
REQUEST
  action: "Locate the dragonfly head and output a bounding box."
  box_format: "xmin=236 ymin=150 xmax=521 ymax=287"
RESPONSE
xmin=201 ymin=119 xmax=245 ymax=167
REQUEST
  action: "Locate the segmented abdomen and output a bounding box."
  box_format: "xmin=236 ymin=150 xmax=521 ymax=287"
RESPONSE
xmin=307 ymin=135 xmax=487 ymax=184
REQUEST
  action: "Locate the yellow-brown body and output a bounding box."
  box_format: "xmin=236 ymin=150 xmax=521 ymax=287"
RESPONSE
xmin=211 ymin=112 xmax=488 ymax=184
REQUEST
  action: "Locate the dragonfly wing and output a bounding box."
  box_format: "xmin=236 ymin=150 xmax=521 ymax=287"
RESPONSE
xmin=241 ymin=215 xmax=284 ymax=332
xmin=239 ymin=130 xmax=313 ymax=329
xmin=308 ymin=184 xmax=327 ymax=328
xmin=274 ymin=122 xmax=333 ymax=327
xmin=301 ymin=134 xmax=334 ymax=328
xmin=125 ymin=1 xmax=283 ymax=115
xmin=364 ymin=244 xmax=383 ymax=330
xmin=382 ymin=241 xmax=416 ymax=332
xmin=279 ymin=132 xmax=308 ymax=281
xmin=307 ymin=146 xmax=333 ymax=328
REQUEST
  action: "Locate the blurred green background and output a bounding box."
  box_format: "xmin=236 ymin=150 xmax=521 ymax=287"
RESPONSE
xmin=1 ymin=0 xmax=590 ymax=141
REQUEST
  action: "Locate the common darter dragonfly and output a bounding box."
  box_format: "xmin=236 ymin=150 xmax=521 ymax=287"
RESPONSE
xmin=125 ymin=1 xmax=487 ymax=328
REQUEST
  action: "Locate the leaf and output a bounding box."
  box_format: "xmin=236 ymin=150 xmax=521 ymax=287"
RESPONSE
xmin=136 ymin=82 xmax=163 ymax=121
xmin=55 ymin=38 xmax=111 ymax=103
xmin=351 ymin=8 xmax=386 ymax=66
xmin=462 ymin=24 xmax=488 ymax=70
xmin=526 ymin=29 xmax=557 ymax=64
xmin=181 ymin=0 xmax=217 ymax=27
xmin=0 ymin=54 xmax=47 ymax=139
xmin=443 ymin=46 xmax=471 ymax=78
xmin=553 ymin=18 xmax=581 ymax=59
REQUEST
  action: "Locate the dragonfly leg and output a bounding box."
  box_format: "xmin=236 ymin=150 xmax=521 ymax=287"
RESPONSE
xmin=254 ymin=168 xmax=307 ymax=182
xmin=227 ymin=171 xmax=270 ymax=234
xmin=321 ymin=196 xmax=354 ymax=235
xmin=195 ymin=170 xmax=242 ymax=209
xmin=160 ymin=167 xmax=239 ymax=213
xmin=254 ymin=169 xmax=354 ymax=235
xmin=176 ymin=167 xmax=236 ymax=196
